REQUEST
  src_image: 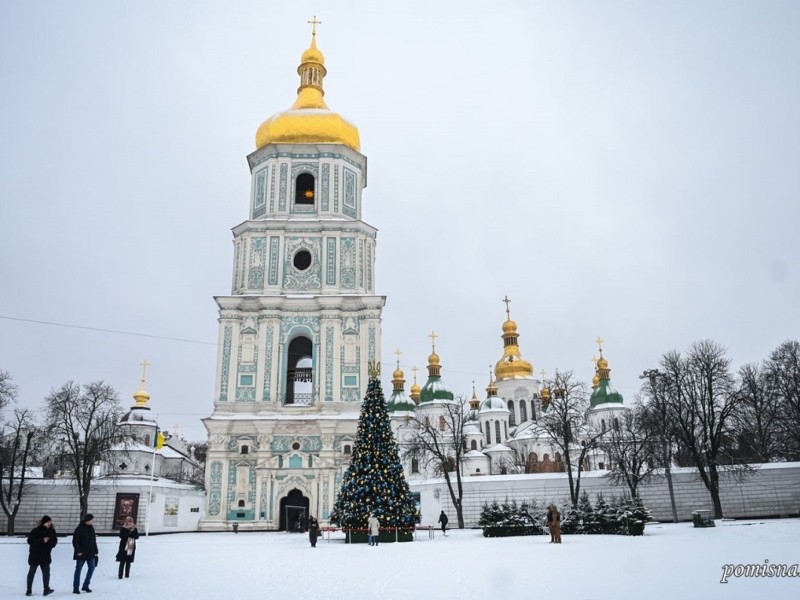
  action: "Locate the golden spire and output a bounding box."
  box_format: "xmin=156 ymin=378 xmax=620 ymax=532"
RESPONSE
xmin=591 ymin=355 xmax=600 ymax=389
xmin=427 ymin=331 xmax=441 ymax=377
xmin=410 ymin=365 xmax=421 ymax=404
xmin=485 ymin=366 xmax=499 ymax=397
xmin=468 ymin=381 xmax=480 ymax=411
xmin=494 ymin=297 xmax=533 ymax=380
xmin=133 ymin=359 xmax=151 ymax=407
xmin=392 ymin=348 xmax=405 ymax=392
xmin=595 ymin=339 xmax=611 ymax=380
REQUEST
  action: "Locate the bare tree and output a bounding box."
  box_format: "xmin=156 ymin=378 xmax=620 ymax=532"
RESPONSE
xmin=734 ymin=362 xmax=784 ymax=462
xmin=401 ymin=399 xmax=469 ymax=528
xmin=659 ymin=340 xmax=744 ymax=519
xmin=764 ymin=340 xmax=800 ymax=460
xmin=640 ymin=369 xmax=679 ymax=523
xmin=537 ymin=370 xmax=602 ymax=508
xmin=43 ymin=381 xmax=130 ymax=518
xmin=0 ymin=408 xmax=37 ymax=535
xmin=0 ymin=370 xmax=16 ymax=412
xmin=600 ymin=400 xmax=658 ymax=498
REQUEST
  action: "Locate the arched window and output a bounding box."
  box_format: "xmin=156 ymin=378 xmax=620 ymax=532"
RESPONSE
xmin=486 ymin=426 xmax=491 ymax=446
xmin=238 ymin=500 xmax=245 ymax=508
xmin=411 ymin=458 xmax=419 ymax=474
xmin=495 ymin=421 xmax=501 ymax=442
xmin=520 ymin=401 xmax=527 ymax=423
xmin=144 ymin=434 xmax=151 ymax=447
xmin=613 ymin=418 xmax=620 ymax=431
xmin=343 ymin=444 xmax=352 ymax=455
xmin=286 ymin=336 xmax=313 ymax=405
xmin=470 ymin=440 xmax=477 ymax=450
xmin=295 ymin=173 xmax=315 ymax=205
xmin=508 ymin=400 xmax=516 ymax=426
xmin=601 ymin=419 xmax=606 ymax=431
xmin=439 ymin=415 xmax=446 ymax=431
xmin=241 ymin=445 xmax=249 ymax=455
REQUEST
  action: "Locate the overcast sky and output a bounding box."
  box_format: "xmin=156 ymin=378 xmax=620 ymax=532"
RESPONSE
xmin=1 ymin=1 xmax=798 ymax=441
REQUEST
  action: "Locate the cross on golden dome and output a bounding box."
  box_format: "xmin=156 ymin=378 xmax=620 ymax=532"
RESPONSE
xmin=595 ymin=336 xmax=604 ymax=354
xmin=428 ymin=330 xmax=438 ymax=353
xmin=540 ymin=368 xmax=547 ymax=380
xmin=502 ymin=295 xmax=511 ymax=318
xmin=139 ymin=359 xmax=150 ymax=384
xmin=307 ymin=15 xmax=322 ymax=36
xmin=394 ymin=347 xmax=403 ymax=367
xmin=411 ymin=365 xmax=418 ymax=383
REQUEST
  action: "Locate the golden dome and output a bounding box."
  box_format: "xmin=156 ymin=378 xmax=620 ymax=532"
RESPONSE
xmin=393 ymin=366 xmax=404 ymax=379
xmin=494 ymin=299 xmax=534 ymax=380
xmin=597 ymin=356 xmax=609 ymax=369
xmin=428 ymin=352 xmax=440 ymax=366
xmin=410 ymin=382 xmax=421 ymax=394
xmin=133 ymin=387 xmax=150 ymax=407
xmin=301 ymin=36 xmax=325 ymax=65
xmin=255 ymin=33 xmax=360 ymax=152
xmin=502 ymin=319 xmax=517 ymax=334
xmin=540 ymin=386 xmax=551 ymax=399
xmin=592 ymin=373 xmax=600 ymax=388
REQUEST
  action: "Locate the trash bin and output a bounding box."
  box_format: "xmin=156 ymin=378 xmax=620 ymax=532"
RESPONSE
xmin=692 ymin=510 xmax=715 ymax=528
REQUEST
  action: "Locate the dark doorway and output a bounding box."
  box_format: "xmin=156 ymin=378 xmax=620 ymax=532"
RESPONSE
xmin=279 ymin=488 xmax=310 ymax=532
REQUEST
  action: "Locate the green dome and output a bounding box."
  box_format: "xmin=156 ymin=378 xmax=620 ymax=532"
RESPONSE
xmin=418 ymin=376 xmax=455 ymax=404
xmin=387 ymin=390 xmax=416 ymax=414
xmin=590 ymin=379 xmax=624 ymax=408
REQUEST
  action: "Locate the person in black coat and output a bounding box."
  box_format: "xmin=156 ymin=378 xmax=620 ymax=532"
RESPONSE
xmin=72 ymin=513 xmax=99 ymax=594
xmin=308 ymin=516 xmax=320 ymax=548
xmin=115 ymin=516 xmax=140 ymax=579
xmin=438 ymin=511 xmax=449 ymax=536
xmin=26 ymin=515 xmax=57 ymax=596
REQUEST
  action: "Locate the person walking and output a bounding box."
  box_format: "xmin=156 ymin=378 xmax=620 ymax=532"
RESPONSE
xmin=367 ymin=513 xmax=380 ymax=547
xmin=115 ymin=516 xmax=139 ymax=579
xmin=438 ymin=510 xmax=449 ymax=536
xmin=72 ymin=513 xmax=98 ymax=594
xmin=26 ymin=515 xmax=57 ymax=597
xmin=308 ymin=516 xmax=320 ymax=548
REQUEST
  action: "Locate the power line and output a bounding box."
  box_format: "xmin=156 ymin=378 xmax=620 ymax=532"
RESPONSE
xmin=0 ymin=315 xmax=216 ymax=346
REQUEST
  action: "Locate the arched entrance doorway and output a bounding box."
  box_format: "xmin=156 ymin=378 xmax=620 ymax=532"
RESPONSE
xmin=278 ymin=488 xmax=310 ymax=532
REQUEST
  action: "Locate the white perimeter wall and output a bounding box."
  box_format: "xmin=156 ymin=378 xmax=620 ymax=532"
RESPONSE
xmin=412 ymin=462 xmax=800 ymax=527
xmin=0 ymin=478 xmax=205 ymax=535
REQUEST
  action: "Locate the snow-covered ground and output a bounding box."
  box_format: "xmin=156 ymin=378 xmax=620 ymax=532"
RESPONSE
xmin=2 ymin=519 xmax=798 ymax=599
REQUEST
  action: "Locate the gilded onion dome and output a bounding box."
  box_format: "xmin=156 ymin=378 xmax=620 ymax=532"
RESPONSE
xmin=255 ymin=30 xmax=360 ymax=151
xmin=387 ymin=354 xmax=416 ymax=415
xmin=409 ymin=365 xmax=421 ymax=405
xmin=494 ymin=299 xmax=534 ymax=380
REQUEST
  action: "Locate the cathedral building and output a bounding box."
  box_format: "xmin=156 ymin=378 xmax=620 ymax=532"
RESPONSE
xmin=389 ymin=307 xmax=629 ymax=479
xmin=200 ymin=27 xmax=383 ymax=531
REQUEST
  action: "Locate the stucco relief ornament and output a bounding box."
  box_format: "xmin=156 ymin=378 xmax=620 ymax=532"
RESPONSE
xmin=211 ymin=435 xmax=227 ymax=450
xmin=258 ymin=434 xmax=271 ymax=449
xmin=368 ymin=360 xmax=380 ymax=380
xmin=321 ymin=434 xmax=334 ymax=448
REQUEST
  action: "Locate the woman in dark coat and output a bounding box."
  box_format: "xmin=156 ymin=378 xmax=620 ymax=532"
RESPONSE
xmin=27 ymin=515 xmax=57 ymax=596
xmin=115 ymin=516 xmax=140 ymax=579
xmin=308 ymin=516 xmax=320 ymax=548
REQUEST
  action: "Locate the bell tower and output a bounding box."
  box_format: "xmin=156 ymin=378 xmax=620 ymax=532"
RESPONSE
xmin=202 ymin=21 xmax=384 ymax=531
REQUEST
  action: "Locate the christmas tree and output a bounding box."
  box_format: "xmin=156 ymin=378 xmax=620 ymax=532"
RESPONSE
xmin=329 ymin=364 xmax=418 ymax=537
